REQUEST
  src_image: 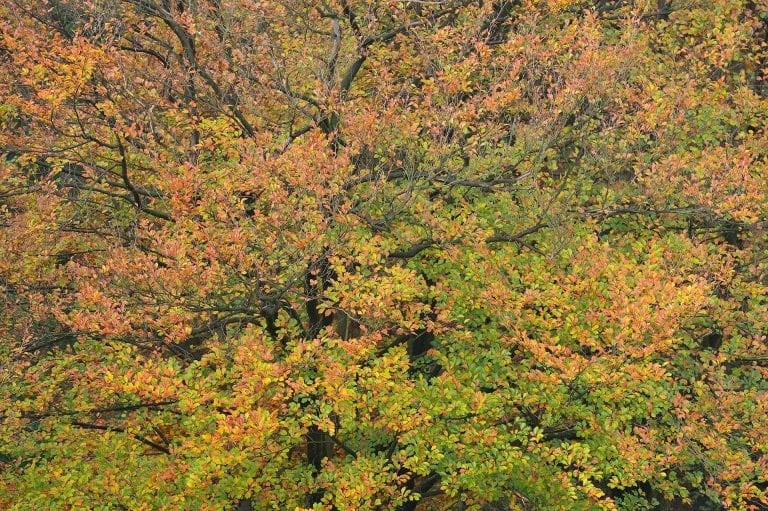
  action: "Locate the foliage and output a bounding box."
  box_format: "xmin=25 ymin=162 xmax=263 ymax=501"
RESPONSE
xmin=1 ymin=0 xmax=767 ymax=510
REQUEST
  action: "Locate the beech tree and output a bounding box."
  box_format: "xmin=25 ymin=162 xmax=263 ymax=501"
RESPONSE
xmin=1 ymin=0 xmax=768 ymax=510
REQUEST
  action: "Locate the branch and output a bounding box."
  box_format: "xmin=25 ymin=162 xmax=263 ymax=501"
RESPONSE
xmin=21 ymin=400 xmax=178 ymax=420
xmin=486 ymin=222 xmax=548 ymax=243
xmin=340 ymin=0 xmax=473 ymax=95
xmin=131 ymin=0 xmax=255 ymax=136
xmin=329 ymin=434 xmax=357 ymax=457
xmin=725 ymin=356 xmax=768 ymax=368
xmin=114 ymin=132 xmax=143 ymax=209
xmin=71 ymin=421 xmax=171 ymax=454
xmin=387 ymin=223 xmax=548 ymax=260
xmin=388 ymin=239 xmax=437 ymax=259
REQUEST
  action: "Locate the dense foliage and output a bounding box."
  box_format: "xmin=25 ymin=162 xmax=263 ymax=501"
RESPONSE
xmin=1 ymin=0 xmax=768 ymax=509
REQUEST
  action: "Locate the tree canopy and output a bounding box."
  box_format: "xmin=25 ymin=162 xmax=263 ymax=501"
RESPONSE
xmin=1 ymin=0 xmax=768 ymax=509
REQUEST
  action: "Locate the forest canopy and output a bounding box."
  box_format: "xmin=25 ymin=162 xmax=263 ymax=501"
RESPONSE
xmin=1 ymin=0 xmax=768 ymax=510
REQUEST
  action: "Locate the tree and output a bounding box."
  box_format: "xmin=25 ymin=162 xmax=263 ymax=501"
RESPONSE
xmin=1 ymin=0 xmax=767 ymax=509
